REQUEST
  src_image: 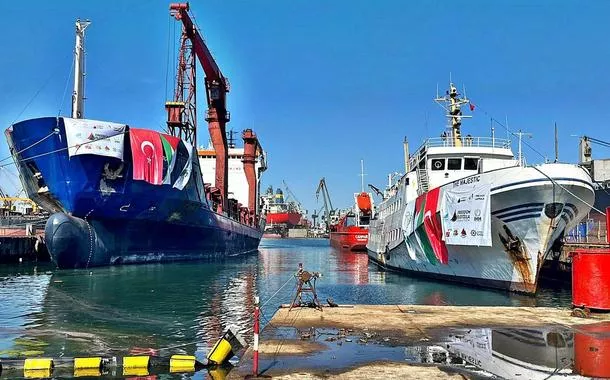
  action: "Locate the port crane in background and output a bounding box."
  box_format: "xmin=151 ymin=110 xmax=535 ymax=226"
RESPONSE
xmin=315 ymin=178 xmax=336 ymax=232
xmin=282 ymin=180 xmax=304 ymax=214
xmin=579 ymin=135 xmax=610 ymax=164
xmin=0 ymin=185 xmax=39 ymax=215
xmin=0 ymin=171 xmax=39 ymax=215
xmin=167 ymin=3 xmax=231 ymax=213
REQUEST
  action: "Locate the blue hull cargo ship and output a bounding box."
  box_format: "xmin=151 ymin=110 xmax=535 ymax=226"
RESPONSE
xmin=5 ymin=5 xmax=266 ymax=268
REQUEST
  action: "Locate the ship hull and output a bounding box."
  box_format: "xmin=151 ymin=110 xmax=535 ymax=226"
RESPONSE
xmin=46 ymin=212 xmax=261 ymax=268
xmin=265 ymin=212 xmax=302 ymax=226
xmin=330 ymin=228 xmax=368 ymax=251
xmin=7 ymin=117 xmax=264 ymax=269
xmin=367 ymin=164 xmax=594 ymax=294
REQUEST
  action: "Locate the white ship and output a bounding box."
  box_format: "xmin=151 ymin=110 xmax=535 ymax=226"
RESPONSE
xmin=367 ymin=83 xmax=594 ymax=294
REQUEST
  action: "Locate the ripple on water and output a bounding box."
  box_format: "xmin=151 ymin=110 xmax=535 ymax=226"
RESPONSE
xmin=0 ymin=239 xmax=571 ymax=364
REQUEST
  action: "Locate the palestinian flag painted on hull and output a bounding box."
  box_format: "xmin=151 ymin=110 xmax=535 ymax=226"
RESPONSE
xmin=412 ymin=188 xmax=449 ymax=265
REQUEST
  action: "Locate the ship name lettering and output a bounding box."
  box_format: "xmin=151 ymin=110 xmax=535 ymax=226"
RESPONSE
xmin=454 ymin=176 xmax=480 ymax=187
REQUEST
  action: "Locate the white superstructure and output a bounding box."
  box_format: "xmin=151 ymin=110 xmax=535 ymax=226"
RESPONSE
xmin=367 ymin=83 xmax=594 ymax=294
xmin=198 ymin=144 xmax=266 ymax=209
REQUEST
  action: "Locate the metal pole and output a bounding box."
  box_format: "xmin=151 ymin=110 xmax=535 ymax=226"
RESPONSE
xmin=606 ymin=207 xmax=610 ymax=244
xmin=253 ymin=296 xmax=260 ymax=376
xmin=72 ymin=19 xmax=91 ymax=119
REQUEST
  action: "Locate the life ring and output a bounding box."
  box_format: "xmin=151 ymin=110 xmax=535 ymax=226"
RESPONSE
xmin=434 ymin=161 xmax=442 ymax=169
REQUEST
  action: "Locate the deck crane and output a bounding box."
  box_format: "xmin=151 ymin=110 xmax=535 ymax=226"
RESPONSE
xmin=579 ymin=135 xmax=610 ymax=164
xmin=282 ymin=180 xmax=303 ymax=212
xmin=167 ymin=3 xmax=231 ymax=212
xmin=315 ymin=178 xmax=335 ymax=232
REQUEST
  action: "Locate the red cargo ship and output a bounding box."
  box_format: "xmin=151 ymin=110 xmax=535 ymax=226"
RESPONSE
xmin=330 ymin=192 xmax=374 ymax=251
xmin=261 ymin=186 xmax=303 ymax=237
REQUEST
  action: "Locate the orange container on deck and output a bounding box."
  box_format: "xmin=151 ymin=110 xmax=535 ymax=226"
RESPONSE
xmin=572 ymin=249 xmax=610 ymax=310
xmin=574 ymin=322 xmax=610 ymax=378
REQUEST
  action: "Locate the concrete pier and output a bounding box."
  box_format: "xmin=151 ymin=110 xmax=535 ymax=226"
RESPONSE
xmin=0 ymin=226 xmax=48 ymax=263
xmin=233 ymin=305 xmax=610 ymax=379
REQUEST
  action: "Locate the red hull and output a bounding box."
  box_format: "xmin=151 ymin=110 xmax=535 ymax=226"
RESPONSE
xmin=265 ymin=212 xmax=302 ymax=226
xmin=330 ymin=226 xmax=368 ymax=251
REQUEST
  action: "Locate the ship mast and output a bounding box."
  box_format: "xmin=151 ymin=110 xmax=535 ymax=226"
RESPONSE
xmin=434 ymin=82 xmax=471 ymax=147
xmin=71 ymin=19 xmax=91 ymax=119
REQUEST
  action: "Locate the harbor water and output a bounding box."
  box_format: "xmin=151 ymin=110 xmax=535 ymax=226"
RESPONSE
xmin=0 ymin=238 xmax=570 ymax=374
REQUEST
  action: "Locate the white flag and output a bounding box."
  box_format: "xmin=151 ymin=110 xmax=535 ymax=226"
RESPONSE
xmin=64 ymin=118 xmax=125 ymax=160
xmin=173 ymin=140 xmax=193 ymax=191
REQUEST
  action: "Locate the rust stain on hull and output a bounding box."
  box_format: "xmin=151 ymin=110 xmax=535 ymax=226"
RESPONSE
xmin=499 ymin=224 xmax=535 ymax=292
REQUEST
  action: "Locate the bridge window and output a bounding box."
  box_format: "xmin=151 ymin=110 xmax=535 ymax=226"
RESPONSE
xmin=448 ymin=158 xmax=462 ymax=170
xmin=431 ymin=158 xmax=445 ymax=171
xmin=464 ymin=157 xmax=479 ymax=170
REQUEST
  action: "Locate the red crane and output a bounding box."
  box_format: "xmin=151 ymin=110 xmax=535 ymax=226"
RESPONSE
xmin=166 ymin=2 xmax=230 ymax=212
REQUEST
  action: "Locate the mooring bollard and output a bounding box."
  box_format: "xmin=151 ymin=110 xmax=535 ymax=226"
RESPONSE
xmin=253 ymin=295 xmax=260 ymax=376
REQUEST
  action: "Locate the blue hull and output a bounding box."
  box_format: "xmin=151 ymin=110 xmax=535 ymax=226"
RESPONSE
xmin=7 ymin=117 xmax=263 ymax=268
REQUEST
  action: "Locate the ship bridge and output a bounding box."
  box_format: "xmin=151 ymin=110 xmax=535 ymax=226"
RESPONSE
xmin=406 ymin=136 xmax=519 ymax=196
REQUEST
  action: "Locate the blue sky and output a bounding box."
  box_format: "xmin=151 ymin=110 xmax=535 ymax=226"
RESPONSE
xmin=1 ymin=0 xmax=609 ymax=213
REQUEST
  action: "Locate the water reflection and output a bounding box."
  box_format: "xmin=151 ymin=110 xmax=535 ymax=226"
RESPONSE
xmin=405 ymin=322 xmax=610 ymax=379
xmin=574 ymin=322 xmax=610 ymax=378
xmin=1 ymin=259 xmax=258 ymax=361
xmin=0 ymin=238 xmax=580 ymax=379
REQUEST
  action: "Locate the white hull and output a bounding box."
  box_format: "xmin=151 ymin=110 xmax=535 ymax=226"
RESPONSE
xmin=367 ymin=163 xmax=594 ymax=293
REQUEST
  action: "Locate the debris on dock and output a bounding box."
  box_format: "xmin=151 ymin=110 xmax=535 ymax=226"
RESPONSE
xmin=233 ymin=305 xmax=610 ymax=379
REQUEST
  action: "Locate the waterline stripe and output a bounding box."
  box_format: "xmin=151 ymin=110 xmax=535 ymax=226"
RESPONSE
xmin=492 ymin=177 xmax=594 ymax=193
xmin=503 ymin=213 xmax=541 ymax=223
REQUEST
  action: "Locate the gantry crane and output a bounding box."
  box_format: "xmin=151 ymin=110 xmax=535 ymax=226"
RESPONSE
xmin=167 ymin=3 xmax=231 ymax=212
xmin=315 ymin=178 xmax=335 ymax=232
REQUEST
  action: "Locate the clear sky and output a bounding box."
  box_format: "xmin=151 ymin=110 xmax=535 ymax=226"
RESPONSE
xmin=1 ymin=0 xmax=609 ymax=214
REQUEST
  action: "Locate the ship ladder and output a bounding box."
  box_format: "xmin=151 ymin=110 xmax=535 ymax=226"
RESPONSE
xmin=416 ymin=168 xmax=430 ymax=195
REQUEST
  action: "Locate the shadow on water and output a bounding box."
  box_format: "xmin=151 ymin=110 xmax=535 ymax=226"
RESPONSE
xmin=0 ymin=238 xmax=576 ymax=378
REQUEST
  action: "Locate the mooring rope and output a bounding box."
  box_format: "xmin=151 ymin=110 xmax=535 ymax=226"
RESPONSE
xmin=0 ymin=130 xmax=58 ymax=164
xmin=531 ymin=165 xmax=604 ymax=215
xmin=0 ymin=130 xmax=129 ymax=169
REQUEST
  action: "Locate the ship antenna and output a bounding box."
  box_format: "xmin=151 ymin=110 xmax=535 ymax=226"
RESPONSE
xmin=359 ymin=160 xmax=366 ymax=193
xmin=72 ymin=19 xmax=91 ymax=119
xmin=434 ymin=79 xmax=472 ymax=147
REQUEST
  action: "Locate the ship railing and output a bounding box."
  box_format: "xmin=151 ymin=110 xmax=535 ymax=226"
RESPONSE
xmin=408 ymin=136 xmax=512 ymax=171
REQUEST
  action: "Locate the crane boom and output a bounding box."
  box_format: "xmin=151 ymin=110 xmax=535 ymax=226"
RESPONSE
xmin=282 ymin=180 xmax=302 ymax=209
xmin=168 ymin=2 xmax=230 ymax=212
xmin=315 ymin=178 xmax=334 ymax=232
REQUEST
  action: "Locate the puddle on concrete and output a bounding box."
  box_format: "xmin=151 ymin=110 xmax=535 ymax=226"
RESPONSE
xmin=256 ymin=322 xmax=610 ymax=379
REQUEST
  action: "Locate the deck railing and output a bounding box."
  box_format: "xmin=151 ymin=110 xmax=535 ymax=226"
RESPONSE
xmin=421 ymin=136 xmax=511 ymax=149
xmin=408 ymin=136 xmax=512 ymax=170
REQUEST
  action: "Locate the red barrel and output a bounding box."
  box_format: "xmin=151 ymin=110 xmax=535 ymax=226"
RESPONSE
xmin=574 ymin=322 xmax=610 ymax=378
xmin=572 ymin=249 xmax=610 ymax=310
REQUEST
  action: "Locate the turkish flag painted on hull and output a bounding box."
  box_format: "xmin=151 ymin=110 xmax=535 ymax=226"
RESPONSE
xmin=129 ymin=128 xmax=164 ymax=185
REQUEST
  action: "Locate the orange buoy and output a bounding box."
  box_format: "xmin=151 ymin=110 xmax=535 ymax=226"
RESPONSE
xmin=574 ymin=322 xmax=610 ymax=378
xmin=572 ymin=249 xmax=610 ymax=310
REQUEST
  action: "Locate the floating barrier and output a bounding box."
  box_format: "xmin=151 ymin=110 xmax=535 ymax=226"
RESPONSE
xmin=0 ymin=354 xmax=205 ymax=378
xmin=207 ymin=326 xmax=247 ymax=365
xmin=0 ymin=327 xmax=248 ymax=378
